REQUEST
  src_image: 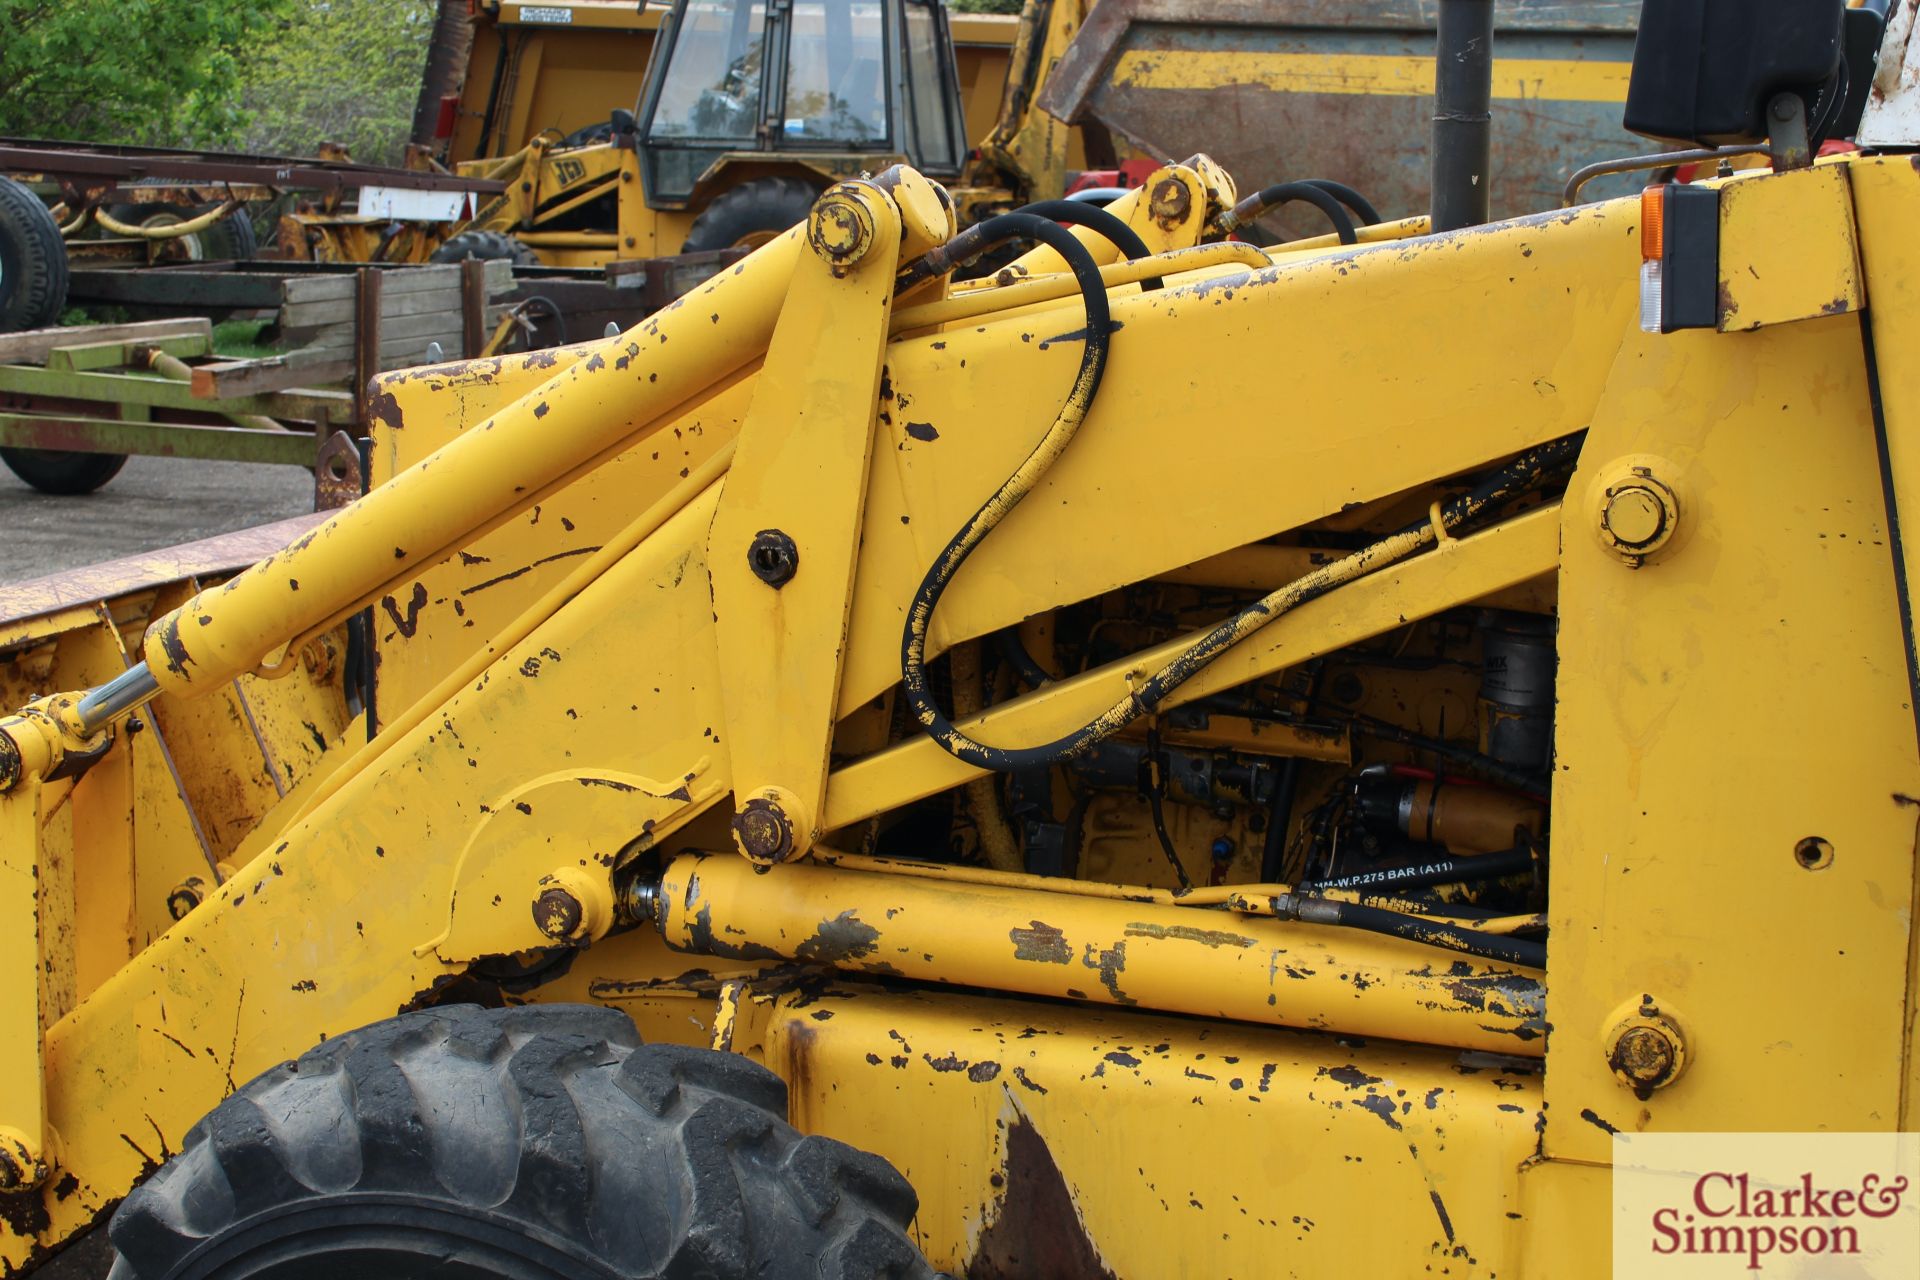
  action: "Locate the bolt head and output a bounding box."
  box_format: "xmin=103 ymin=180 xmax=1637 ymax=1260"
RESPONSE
xmin=808 ymin=192 xmax=875 ymax=268
xmin=532 ymin=885 xmax=585 ymax=940
xmin=1149 ymin=176 xmax=1192 ymax=224
xmin=167 ymin=877 xmax=207 ymax=921
xmin=1603 ymin=999 xmax=1688 ymax=1099
xmin=1602 ymin=486 xmax=1667 ymax=548
xmin=733 ymin=795 xmax=797 ymax=862
xmin=1612 ymin=1025 xmax=1676 ymax=1084
xmin=0 ymin=1129 xmax=46 ymax=1191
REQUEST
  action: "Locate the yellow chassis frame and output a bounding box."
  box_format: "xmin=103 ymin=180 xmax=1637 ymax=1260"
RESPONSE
xmin=2 ymin=154 xmax=1919 ymax=1275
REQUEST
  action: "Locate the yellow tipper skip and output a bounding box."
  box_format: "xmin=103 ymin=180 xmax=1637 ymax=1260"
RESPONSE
xmin=3 ymin=1 xmax=1919 ymax=1276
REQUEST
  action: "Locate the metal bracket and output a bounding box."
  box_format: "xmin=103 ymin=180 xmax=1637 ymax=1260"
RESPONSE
xmin=707 ymin=181 xmax=910 ymax=862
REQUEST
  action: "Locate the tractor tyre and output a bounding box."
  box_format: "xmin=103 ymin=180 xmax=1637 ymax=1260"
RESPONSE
xmin=105 ymin=1003 xmax=939 ymax=1280
xmin=105 ymin=203 xmax=259 ymax=262
xmin=0 ymin=173 xmax=68 ymax=331
xmin=430 ymin=229 xmax=543 ymax=268
xmin=680 ymin=177 xmax=822 ymax=253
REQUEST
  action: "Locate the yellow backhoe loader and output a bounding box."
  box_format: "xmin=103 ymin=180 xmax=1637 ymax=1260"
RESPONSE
xmin=290 ymin=0 xmax=1094 ymax=267
xmin=4 ymin=0 xmax=1920 ymax=1276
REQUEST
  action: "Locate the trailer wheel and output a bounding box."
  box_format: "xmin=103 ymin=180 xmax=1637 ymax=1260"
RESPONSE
xmin=0 ymin=174 xmax=68 ymax=331
xmin=106 ymin=1003 xmax=938 ymax=1280
xmin=0 ymin=448 xmax=128 ymax=495
xmin=431 ymin=229 xmax=543 ymax=268
xmin=105 ymin=203 xmax=258 ymax=263
xmin=681 ymin=177 xmax=822 ymax=253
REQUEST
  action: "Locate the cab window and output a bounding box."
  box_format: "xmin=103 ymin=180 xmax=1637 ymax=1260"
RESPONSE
xmin=780 ymin=1 xmax=888 ymax=146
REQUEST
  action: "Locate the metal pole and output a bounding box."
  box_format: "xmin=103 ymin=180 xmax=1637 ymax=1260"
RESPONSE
xmin=1430 ymin=0 xmax=1494 ymax=232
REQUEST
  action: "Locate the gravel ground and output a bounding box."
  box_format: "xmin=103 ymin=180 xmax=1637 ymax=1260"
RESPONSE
xmin=1 ymin=454 xmax=312 ymax=585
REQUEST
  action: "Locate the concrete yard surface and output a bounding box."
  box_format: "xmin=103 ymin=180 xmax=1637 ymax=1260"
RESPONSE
xmin=1 ymin=456 xmax=312 ymax=586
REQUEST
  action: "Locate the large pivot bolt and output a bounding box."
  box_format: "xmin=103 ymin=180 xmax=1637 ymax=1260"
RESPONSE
xmin=0 ymin=1126 xmax=47 ymax=1191
xmin=167 ymin=876 xmax=211 ymax=921
xmin=1593 ymin=462 xmax=1682 ymax=567
xmin=531 ymin=868 xmax=614 ymax=944
xmin=807 ymin=188 xmax=878 ymax=275
xmin=1603 ymin=995 xmax=1689 ymax=1100
xmin=732 ymin=787 xmax=809 ymax=863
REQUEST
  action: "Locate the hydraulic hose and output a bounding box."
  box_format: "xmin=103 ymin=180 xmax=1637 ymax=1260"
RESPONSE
xmin=904 ymin=433 xmax=1585 ymax=775
xmin=997 ymin=627 xmax=1055 ymax=690
xmin=1303 ymin=845 xmax=1534 ymax=893
xmin=1219 ymin=182 xmax=1359 ymax=243
xmin=1276 ymin=893 xmax=1545 ymax=967
xmin=1301 ymin=179 xmax=1382 ymax=227
xmin=898 ymin=201 xmax=1157 ymax=292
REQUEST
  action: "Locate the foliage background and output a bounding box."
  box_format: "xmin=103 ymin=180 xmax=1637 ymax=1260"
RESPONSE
xmin=0 ymin=0 xmax=439 ymax=166
xmin=0 ymin=0 xmax=1023 ymax=164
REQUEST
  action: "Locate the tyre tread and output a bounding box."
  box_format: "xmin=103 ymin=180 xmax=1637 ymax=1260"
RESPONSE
xmin=110 ymin=1004 xmax=934 ymax=1280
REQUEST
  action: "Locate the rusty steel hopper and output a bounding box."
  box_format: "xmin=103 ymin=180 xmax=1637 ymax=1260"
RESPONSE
xmin=1040 ymin=0 xmax=1645 ymax=233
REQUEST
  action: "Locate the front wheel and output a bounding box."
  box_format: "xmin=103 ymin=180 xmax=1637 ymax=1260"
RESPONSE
xmin=680 ymin=177 xmax=822 ymax=253
xmin=107 ymin=1004 xmax=937 ymax=1280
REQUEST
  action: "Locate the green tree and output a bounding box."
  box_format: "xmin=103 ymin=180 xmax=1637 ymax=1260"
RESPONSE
xmin=235 ymin=0 xmax=440 ymax=167
xmin=0 ymin=0 xmax=287 ymax=145
xmin=952 ymin=0 xmax=1025 ymax=12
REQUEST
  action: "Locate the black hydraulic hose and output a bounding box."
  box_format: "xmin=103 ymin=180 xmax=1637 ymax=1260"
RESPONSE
xmin=1219 ymin=182 xmax=1359 ymax=243
xmin=1279 ymin=894 xmax=1545 ymax=967
xmin=1011 ymin=200 xmax=1155 ymax=271
xmin=1258 ymin=757 xmax=1303 ymax=883
xmin=1346 ymin=714 xmax=1547 ymax=795
xmin=898 ymin=200 xmax=1161 ymax=291
xmin=997 ymin=627 xmax=1055 ymax=689
xmin=1303 ymin=845 xmax=1533 ymax=893
xmin=1303 ymin=180 xmax=1382 ymax=227
xmin=898 ymin=211 xmax=1112 ymax=756
xmin=904 ymin=433 xmax=1585 ymax=775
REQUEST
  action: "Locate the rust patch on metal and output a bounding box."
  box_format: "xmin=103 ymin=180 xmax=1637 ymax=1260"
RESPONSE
xmin=1010 ymin=920 xmax=1071 ymax=964
xmin=379 ymin=582 xmax=429 ymax=639
xmin=968 ymin=1117 xmax=1116 ymax=1280
xmin=1122 ymin=920 xmax=1256 ymax=949
xmin=1079 ymin=939 xmax=1135 ymax=1005
xmin=365 ymin=386 xmax=404 ymax=431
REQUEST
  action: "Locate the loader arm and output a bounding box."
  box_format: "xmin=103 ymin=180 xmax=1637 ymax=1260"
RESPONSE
xmin=4 ymin=125 xmax=1920 ymax=1280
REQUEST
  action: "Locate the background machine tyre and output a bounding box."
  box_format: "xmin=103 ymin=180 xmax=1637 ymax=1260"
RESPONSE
xmin=0 ymin=177 xmax=124 ymax=493
xmin=430 ymin=229 xmax=543 ymax=268
xmin=680 ymin=177 xmax=822 ymax=253
xmin=106 ymin=1003 xmax=939 ymax=1280
xmin=0 ymin=173 xmax=68 ymax=331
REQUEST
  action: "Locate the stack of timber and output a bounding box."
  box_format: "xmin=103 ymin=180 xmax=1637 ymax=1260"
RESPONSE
xmin=65 ymin=260 xmax=513 ymax=373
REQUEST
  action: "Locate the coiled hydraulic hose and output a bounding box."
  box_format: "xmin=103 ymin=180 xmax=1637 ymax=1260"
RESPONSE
xmin=904 ymin=433 xmax=1584 ymax=775
xmin=898 ymin=200 xmax=1160 ymax=292
xmin=1217 ymin=181 xmax=1360 ymax=242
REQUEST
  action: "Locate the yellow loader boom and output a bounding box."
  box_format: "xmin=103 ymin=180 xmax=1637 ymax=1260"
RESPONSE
xmin=3 ymin=2 xmax=1918 ymax=1275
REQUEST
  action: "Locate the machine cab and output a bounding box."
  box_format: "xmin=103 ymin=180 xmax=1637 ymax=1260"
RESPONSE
xmin=635 ymin=0 xmax=969 ymax=206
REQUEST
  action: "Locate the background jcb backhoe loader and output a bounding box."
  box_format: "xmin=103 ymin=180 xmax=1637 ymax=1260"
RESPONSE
xmin=290 ymin=0 xmax=1096 ymax=267
xmin=4 ymin=0 xmax=1920 ymax=1276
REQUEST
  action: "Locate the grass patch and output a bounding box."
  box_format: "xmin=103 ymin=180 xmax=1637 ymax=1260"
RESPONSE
xmin=212 ymin=318 xmax=279 ymax=359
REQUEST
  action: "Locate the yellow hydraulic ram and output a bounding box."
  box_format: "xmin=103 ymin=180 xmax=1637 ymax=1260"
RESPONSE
xmin=0 ymin=170 xmax=954 ymax=791
xmin=653 ymin=852 xmax=1548 ymax=1057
